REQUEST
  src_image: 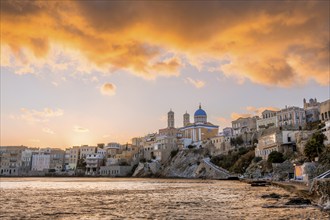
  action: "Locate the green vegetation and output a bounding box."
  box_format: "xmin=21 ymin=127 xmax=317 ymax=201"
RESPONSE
xmin=267 ymin=151 xmax=285 ymax=163
xmin=230 ymin=136 xmax=244 ymax=147
xmin=305 ymin=121 xmax=322 ymax=130
xmin=231 ymin=150 xmax=255 ymax=173
xmin=316 ymin=145 xmax=330 ymax=175
xmin=210 ymin=147 xmax=255 ymax=173
xmin=304 ymin=132 xmax=327 ymax=161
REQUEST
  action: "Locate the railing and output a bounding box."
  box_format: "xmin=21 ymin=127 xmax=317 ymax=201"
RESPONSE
xmin=203 ymin=158 xmax=231 ymax=175
xmin=314 ymin=170 xmax=330 ymax=179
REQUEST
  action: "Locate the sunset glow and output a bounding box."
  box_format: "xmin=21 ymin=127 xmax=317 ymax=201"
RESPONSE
xmin=1 ymin=1 xmax=329 ymax=148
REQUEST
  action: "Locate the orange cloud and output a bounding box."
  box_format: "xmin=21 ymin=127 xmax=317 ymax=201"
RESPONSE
xmin=100 ymin=83 xmax=116 ymax=96
xmin=231 ymin=106 xmax=280 ymax=120
xmin=231 ymin=113 xmax=253 ymax=121
xmin=1 ymin=1 xmax=328 ymax=86
xmin=216 ymin=117 xmax=232 ymax=128
xmin=11 ymin=107 xmax=64 ymax=123
xmin=245 ymin=106 xmax=280 ymax=116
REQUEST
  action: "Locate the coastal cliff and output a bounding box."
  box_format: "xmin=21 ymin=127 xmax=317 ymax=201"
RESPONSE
xmin=310 ymin=179 xmax=330 ymax=210
xmin=133 ymin=149 xmax=231 ymax=179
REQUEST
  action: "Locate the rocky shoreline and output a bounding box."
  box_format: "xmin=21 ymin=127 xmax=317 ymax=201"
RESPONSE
xmin=270 ymin=180 xmax=330 ymax=212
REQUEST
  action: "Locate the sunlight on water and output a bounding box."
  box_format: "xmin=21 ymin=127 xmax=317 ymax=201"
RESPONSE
xmin=0 ymin=178 xmax=328 ymax=219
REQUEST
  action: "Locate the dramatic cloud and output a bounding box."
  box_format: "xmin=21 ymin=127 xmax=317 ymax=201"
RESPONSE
xmin=42 ymin=127 xmax=55 ymax=135
xmin=185 ymin=77 xmax=206 ymax=89
xmin=1 ymin=1 xmax=329 ymax=86
xmin=231 ymin=106 xmax=280 ymax=120
xmin=245 ymin=106 xmax=280 ymax=116
xmin=11 ymin=107 xmax=64 ymax=123
xmin=100 ymin=83 xmax=116 ymax=96
xmin=231 ymin=113 xmax=253 ymax=121
xmin=73 ymin=125 xmax=89 ymax=133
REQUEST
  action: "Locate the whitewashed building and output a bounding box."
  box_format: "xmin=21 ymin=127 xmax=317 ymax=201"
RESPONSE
xmin=257 ymin=110 xmax=278 ymax=131
xmin=31 ymin=153 xmax=50 ymax=171
xmin=65 ymin=146 xmax=80 ymax=170
xmin=85 ymin=153 xmax=104 ymax=175
xmin=320 ymin=99 xmax=330 ymax=122
xmin=232 ymin=116 xmax=258 ymax=136
xmin=255 ymin=128 xmax=298 ymax=160
xmin=277 ymin=106 xmax=306 ymax=130
xmin=80 ymin=145 xmax=97 ymax=159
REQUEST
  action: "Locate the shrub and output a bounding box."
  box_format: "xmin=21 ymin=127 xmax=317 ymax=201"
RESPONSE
xmin=268 ymin=151 xmax=284 ymax=163
xmin=230 ymin=150 xmax=255 ymax=173
xmin=304 ymin=132 xmax=327 ymax=161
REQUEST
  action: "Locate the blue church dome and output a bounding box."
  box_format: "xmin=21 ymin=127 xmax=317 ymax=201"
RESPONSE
xmin=194 ymin=105 xmax=207 ymax=116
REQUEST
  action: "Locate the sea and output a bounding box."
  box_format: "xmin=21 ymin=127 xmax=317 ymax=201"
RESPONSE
xmin=0 ymin=178 xmax=328 ymax=219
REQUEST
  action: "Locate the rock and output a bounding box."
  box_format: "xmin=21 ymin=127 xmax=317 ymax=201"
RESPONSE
xmin=158 ymin=149 xmax=230 ymax=179
xmin=132 ymin=161 xmax=161 ymax=177
xmin=310 ymin=178 xmax=330 ymax=209
xmin=285 ymin=197 xmax=311 ymax=205
xmin=272 ymin=160 xmax=294 ymax=181
xmin=261 ymin=193 xmax=281 ymax=199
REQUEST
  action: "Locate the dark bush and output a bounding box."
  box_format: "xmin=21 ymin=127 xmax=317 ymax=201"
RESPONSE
xmin=268 ymin=151 xmax=284 ymax=163
xmin=304 ymin=132 xmax=327 ymax=161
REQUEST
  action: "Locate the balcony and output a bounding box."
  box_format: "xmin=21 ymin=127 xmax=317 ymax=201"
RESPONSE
xmin=86 ymin=164 xmax=98 ymax=168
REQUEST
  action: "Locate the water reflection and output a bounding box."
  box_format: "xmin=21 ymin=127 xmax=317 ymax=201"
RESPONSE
xmin=0 ymin=178 xmax=328 ymax=219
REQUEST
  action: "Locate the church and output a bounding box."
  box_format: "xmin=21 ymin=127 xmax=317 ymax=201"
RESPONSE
xmin=179 ymin=104 xmax=219 ymax=144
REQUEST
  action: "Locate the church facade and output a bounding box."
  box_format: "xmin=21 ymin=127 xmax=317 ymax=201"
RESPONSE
xmin=179 ymin=105 xmax=219 ymax=144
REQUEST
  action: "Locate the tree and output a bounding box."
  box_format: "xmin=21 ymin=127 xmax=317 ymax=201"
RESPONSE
xmin=304 ymin=132 xmax=327 ymax=161
xmin=230 ymin=136 xmax=244 ymax=147
xmin=268 ymin=151 xmax=284 ymax=163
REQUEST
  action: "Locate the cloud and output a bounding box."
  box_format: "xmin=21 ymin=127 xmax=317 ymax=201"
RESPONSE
xmin=1 ymin=1 xmax=329 ymax=86
xmin=245 ymin=106 xmax=280 ymax=116
xmin=100 ymin=83 xmax=116 ymax=96
xmin=185 ymin=77 xmax=206 ymax=89
xmin=11 ymin=107 xmax=64 ymax=123
xmin=231 ymin=106 xmax=280 ymax=120
xmin=42 ymin=127 xmax=55 ymax=134
xmin=231 ymin=113 xmax=253 ymax=120
xmin=216 ymin=117 xmax=232 ymax=128
xmin=73 ymin=125 xmax=89 ymax=133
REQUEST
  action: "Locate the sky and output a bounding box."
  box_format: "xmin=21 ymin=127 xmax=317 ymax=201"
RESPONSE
xmin=1 ymin=0 xmax=329 ymax=148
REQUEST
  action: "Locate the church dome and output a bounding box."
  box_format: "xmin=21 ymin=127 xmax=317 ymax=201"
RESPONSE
xmin=194 ymin=105 xmax=207 ymax=117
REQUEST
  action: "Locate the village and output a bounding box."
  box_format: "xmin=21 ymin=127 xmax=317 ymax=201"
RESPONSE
xmin=1 ymin=98 xmax=329 ymax=184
